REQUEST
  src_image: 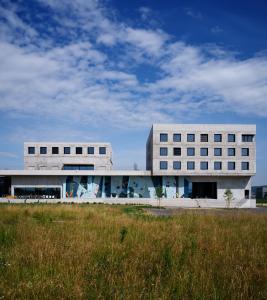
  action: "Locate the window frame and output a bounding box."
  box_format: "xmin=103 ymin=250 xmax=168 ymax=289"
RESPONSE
xmin=52 ymin=147 xmax=59 ymax=155
xmin=64 ymin=147 xmax=71 ymax=155
xmin=214 ymin=134 xmax=222 ymax=142
xmin=214 ymin=148 xmax=222 ymax=156
xmin=173 ymin=133 xmax=181 ymax=142
xmin=160 ymin=147 xmax=168 ymax=156
xmin=200 ymin=148 xmax=208 ymax=156
xmin=187 ymin=161 xmax=195 ymax=170
xmin=160 ymin=133 xmax=168 ymax=142
xmin=173 ymin=161 xmax=181 ymax=170
xmin=228 ymin=134 xmax=236 ymax=142
xmin=40 ymin=147 xmax=47 ymax=155
xmin=160 ymin=161 xmax=168 ymax=170
xmin=228 ymin=161 xmax=236 ymax=170
xmin=87 ymin=147 xmax=94 ymax=155
xmin=187 ymin=147 xmax=195 ymax=156
xmin=99 ymin=147 xmax=106 ymax=155
xmin=173 ymin=147 xmax=181 ymax=156
xmin=200 ymin=134 xmax=209 ymax=142
xmin=28 ymin=147 xmax=35 ymax=155
xmin=214 ymin=161 xmax=222 ymax=170
xmin=200 ymin=161 xmax=208 ymax=170
xmin=187 ymin=134 xmax=195 ymax=142
xmin=76 ymin=147 xmax=83 ymax=155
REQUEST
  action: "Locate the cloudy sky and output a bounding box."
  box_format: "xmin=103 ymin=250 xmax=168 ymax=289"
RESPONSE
xmin=0 ymin=0 xmax=267 ymax=184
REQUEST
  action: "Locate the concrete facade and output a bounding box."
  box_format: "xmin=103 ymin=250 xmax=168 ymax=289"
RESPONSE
xmin=146 ymin=124 xmax=256 ymax=176
xmin=24 ymin=142 xmax=112 ymax=171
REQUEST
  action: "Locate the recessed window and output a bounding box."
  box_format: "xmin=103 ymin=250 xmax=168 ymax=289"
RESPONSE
xmin=28 ymin=147 xmax=35 ymax=154
xmin=214 ymin=134 xmax=222 ymax=142
xmin=200 ymin=148 xmax=208 ymax=156
xmin=187 ymin=147 xmax=195 ymax=156
xmin=214 ymin=161 xmax=222 ymax=170
xmin=242 ymin=135 xmax=254 ymax=142
xmin=99 ymin=147 xmax=106 ymax=155
xmin=228 ymin=148 xmax=236 ymax=156
xmin=228 ymin=162 xmax=235 ymax=170
xmin=52 ymin=147 xmax=59 ymax=155
xmin=187 ymin=161 xmax=195 ymax=170
xmin=160 ymin=147 xmax=168 ymax=156
xmin=173 ymin=161 xmax=181 ymax=170
xmin=40 ymin=147 xmax=47 ymax=155
xmin=242 ymin=148 xmax=249 ymax=156
xmin=88 ymin=147 xmax=94 ymax=155
xmin=200 ymin=161 xmax=208 ymax=170
xmin=160 ymin=161 xmax=168 ymax=170
xmin=242 ymin=162 xmax=249 ymax=170
xmin=173 ymin=147 xmax=181 ymax=156
xmin=173 ymin=133 xmax=181 ymax=142
xmin=214 ymin=148 xmax=222 ymax=156
xmin=200 ymin=134 xmax=208 ymax=142
xmin=187 ymin=134 xmax=195 ymax=142
xmin=76 ymin=147 xmax=83 ymax=154
xmin=160 ymin=133 xmax=168 ymax=142
xmin=228 ymin=134 xmax=235 ymax=142
xmin=64 ymin=147 xmax=70 ymax=155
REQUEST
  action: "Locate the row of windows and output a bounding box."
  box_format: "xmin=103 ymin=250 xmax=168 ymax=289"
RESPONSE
xmin=159 ymin=161 xmax=250 ymax=171
xmin=160 ymin=147 xmax=250 ymax=157
xmin=160 ymin=133 xmax=254 ymax=143
xmin=28 ymin=146 xmax=106 ymax=155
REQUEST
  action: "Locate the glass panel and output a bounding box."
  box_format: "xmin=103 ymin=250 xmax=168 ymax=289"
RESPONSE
xmin=173 ymin=134 xmax=181 ymax=142
xmin=160 ymin=133 xmax=168 ymax=142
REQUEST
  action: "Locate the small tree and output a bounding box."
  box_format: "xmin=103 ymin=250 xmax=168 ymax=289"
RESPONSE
xmin=224 ymin=189 xmax=234 ymax=208
xmin=155 ymin=186 xmax=164 ymax=207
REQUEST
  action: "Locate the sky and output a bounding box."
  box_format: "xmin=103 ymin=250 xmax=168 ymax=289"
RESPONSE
xmin=0 ymin=0 xmax=267 ymax=185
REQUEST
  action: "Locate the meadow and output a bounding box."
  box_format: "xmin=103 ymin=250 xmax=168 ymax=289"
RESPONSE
xmin=0 ymin=204 xmax=266 ymax=299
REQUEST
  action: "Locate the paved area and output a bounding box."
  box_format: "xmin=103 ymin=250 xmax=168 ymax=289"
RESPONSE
xmin=145 ymin=207 xmax=267 ymax=217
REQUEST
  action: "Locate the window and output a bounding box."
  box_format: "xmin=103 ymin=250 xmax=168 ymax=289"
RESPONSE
xmin=160 ymin=161 xmax=168 ymax=170
xmin=173 ymin=161 xmax=181 ymax=170
xmin=200 ymin=148 xmax=208 ymax=156
xmin=214 ymin=134 xmax=222 ymax=142
xmin=63 ymin=164 xmax=94 ymax=170
xmin=214 ymin=148 xmax=222 ymax=156
xmin=242 ymin=148 xmax=249 ymax=156
xmin=88 ymin=147 xmax=94 ymax=154
xmin=200 ymin=161 xmax=208 ymax=170
xmin=64 ymin=147 xmax=70 ymax=154
xmin=214 ymin=161 xmax=222 ymax=170
xmin=160 ymin=147 xmax=168 ymax=156
xmin=228 ymin=162 xmax=235 ymax=170
xmin=76 ymin=147 xmax=83 ymax=154
xmin=228 ymin=134 xmax=235 ymax=142
xmin=160 ymin=133 xmax=168 ymax=142
xmin=173 ymin=133 xmax=181 ymax=142
xmin=40 ymin=147 xmax=47 ymax=154
xmin=242 ymin=162 xmax=249 ymax=170
xmin=52 ymin=147 xmax=59 ymax=154
xmin=228 ymin=148 xmax=236 ymax=156
xmin=187 ymin=148 xmax=195 ymax=156
xmin=187 ymin=161 xmax=195 ymax=170
xmin=242 ymin=135 xmax=254 ymax=142
xmin=28 ymin=147 xmax=35 ymax=154
xmin=187 ymin=134 xmax=195 ymax=142
xmin=99 ymin=147 xmax=106 ymax=155
xmin=201 ymin=134 xmax=208 ymax=142
xmin=245 ymin=189 xmax=249 ymax=199
xmin=173 ymin=147 xmax=181 ymax=156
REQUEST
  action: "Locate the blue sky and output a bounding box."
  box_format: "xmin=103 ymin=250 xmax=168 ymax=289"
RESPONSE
xmin=0 ymin=0 xmax=267 ymax=185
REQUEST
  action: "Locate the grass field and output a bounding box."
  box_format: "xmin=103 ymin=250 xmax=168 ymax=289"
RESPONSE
xmin=0 ymin=204 xmax=266 ymax=299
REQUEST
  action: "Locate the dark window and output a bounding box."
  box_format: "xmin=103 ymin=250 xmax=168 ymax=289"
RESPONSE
xmin=201 ymin=134 xmax=208 ymax=142
xmin=214 ymin=134 xmax=222 ymax=142
xmin=160 ymin=133 xmax=168 ymax=142
xmin=63 ymin=164 xmax=94 ymax=170
xmin=214 ymin=148 xmax=222 ymax=156
xmin=242 ymin=162 xmax=249 ymax=170
xmin=214 ymin=161 xmax=222 ymax=170
xmin=173 ymin=161 xmax=181 ymax=170
xmin=245 ymin=190 xmax=249 ymax=199
xmin=242 ymin=148 xmax=249 ymax=156
xmin=99 ymin=147 xmax=106 ymax=155
xmin=187 ymin=147 xmax=195 ymax=156
xmin=40 ymin=147 xmax=47 ymax=154
xmin=52 ymin=147 xmax=59 ymax=154
xmin=187 ymin=134 xmax=195 ymax=142
xmin=173 ymin=133 xmax=181 ymax=142
xmin=187 ymin=161 xmax=195 ymax=170
xmin=64 ymin=147 xmax=70 ymax=154
xmin=242 ymin=135 xmax=254 ymax=142
xmin=76 ymin=147 xmax=83 ymax=154
xmin=200 ymin=148 xmax=208 ymax=156
xmin=228 ymin=134 xmax=235 ymax=142
xmin=200 ymin=161 xmax=208 ymax=170
xmin=228 ymin=162 xmax=235 ymax=170
xmin=228 ymin=148 xmax=236 ymax=156
xmin=160 ymin=161 xmax=168 ymax=170
xmin=160 ymin=147 xmax=168 ymax=156
xmin=28 ymin=147 xmax=35 ymax=154
xmin=88 ymin=147 xmax=94 ymax=154
xmin=173 ymin=147 xmax=181 ymax=156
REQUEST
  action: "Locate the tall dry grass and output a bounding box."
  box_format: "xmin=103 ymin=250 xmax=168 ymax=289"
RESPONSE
xmin=0 ymin=204 xmax=266 ymax=299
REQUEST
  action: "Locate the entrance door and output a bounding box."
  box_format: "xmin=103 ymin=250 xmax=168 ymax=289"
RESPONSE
xmin=192 ymin=182 xmax=217 ymax=199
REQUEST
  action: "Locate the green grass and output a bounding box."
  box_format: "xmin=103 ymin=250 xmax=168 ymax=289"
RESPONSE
xmin=0 ymin=204 xmax=266 ymax=299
